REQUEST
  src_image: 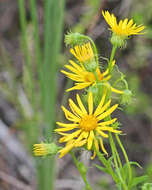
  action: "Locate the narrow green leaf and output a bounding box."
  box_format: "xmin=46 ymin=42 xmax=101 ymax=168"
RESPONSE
xmin=130 ymin=175 xmax=148 ymax=188
xmin=94 ymin=164 xmax=110 ymax=174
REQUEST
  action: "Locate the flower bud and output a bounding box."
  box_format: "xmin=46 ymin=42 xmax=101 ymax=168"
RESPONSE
xmin=65 ymin=32 xmax=88 ymax=47
xmin=33 ymin=142 xmax=61 ymax=157
xmin=110 ymin=33 xmax=126 ymax=48
xmin=84 ymin=60 xmax=98 ymax=72
xmin=87 ymin=85 xmax=100 ymax=105
xmin=121 ymin=89 xmax=132 ymax=105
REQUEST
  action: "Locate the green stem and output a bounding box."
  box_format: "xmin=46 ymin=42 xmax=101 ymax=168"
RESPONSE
xmin=29 ymin=0 xmax=44 ymax=105
xmin=103 ymin=83 xmax=128 ymax=189
xmin=18 ymin=0 xmax=34 ymax=100
xmin=115 ymin=134 xmax=132 ymax=184
xmin=122 ymin=79 xmax=129 ymax=89
xmin=96 ymin=151 xmax=118 ymax=183
xmin=70 ymin=152 xmax=92 ymax=190
xmin=109 ymin=44 xmax=117 ymax=73
xmin=112 ymin=138 xmax=123 ymax=170
xmin=109 ymin=133 xmax=128 ymax=190
xmin=18 ymin=0 xmax=36 ymax=147
xmin=113 ymin=78 xmax=128 ymax=90
xmin=94 ymin=71 xmax=99 ymax=82
xmin=42 ymin=0 xmax=65 ymax=190
xmin=18 ymin=0 xmax=31 ymax=70
xmin=85 ymin=36 xmax=99 ymax=66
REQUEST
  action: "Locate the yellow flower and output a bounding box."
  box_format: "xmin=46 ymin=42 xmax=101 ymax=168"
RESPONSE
xmin=70 ymin=42 xmax=94 ymax=63
xmin=55 ymin=91 xmax=121 ymax=159
xmin=102 ymin=10 xmax=145 ymax=37
xmin=61 ymin=59 xmax=123 ymax=94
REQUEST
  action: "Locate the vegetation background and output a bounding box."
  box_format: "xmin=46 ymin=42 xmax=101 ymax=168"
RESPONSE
xmin=0 ymin=0 xmax=151 ymax=189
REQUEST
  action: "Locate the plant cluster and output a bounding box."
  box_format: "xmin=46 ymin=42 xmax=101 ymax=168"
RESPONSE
xmin=33 ymin=11 xmax=150 ymax=190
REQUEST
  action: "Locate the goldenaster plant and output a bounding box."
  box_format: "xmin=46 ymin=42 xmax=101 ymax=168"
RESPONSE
xmin=33 ymin=9 xmax=146 ymax=189
xmin=55 ymin=91 xmax=121 ymax=159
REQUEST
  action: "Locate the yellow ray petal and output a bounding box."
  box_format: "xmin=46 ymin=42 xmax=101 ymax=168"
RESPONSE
xmin=63 ymin=129 xmax=82 ymax=142
xmin=91 ymin=138 xmax=99 ymax=160
xmin=98 ymin=126 xmax=122 ymax=134
xmin=94 ymin=99 xmax=111 ymax=117
xmin=103 ymin=75 xmax=111 ymax=81
xmin=127 ymin=19 xmax=133 ymax=27
xmin=55 ymin=126 xmax=77 ymax=132
xmin=59 ymin=136 xmax=67 ymax=143
xmin=56 ymin=122 xmax=78 ymax=128
xmin=98 ymin=118 xmax=117 ymax=126
xmin=91 ymin=151 xmax=96 ymax=160
xmin=64 ymin=64 xmax=81 ymax=75
xmin=82 ymin=131 xmax=89 ymax=138
xmin=61 ymin=106 xmax=80 ymax=122
xmin=69 ymin=99 xmax=84 ymax=117
xmin=61 ymin=70 xmax=83 ymax=82
xmin=111 ymin=87 xmax=124 ymax=94
xmin=59 ymin=143 xmax=75 ymax=158
xmin=96 ymin=128 xmax=108 ymax=138
xmin=75 ymin=139 xmax=87 ymax=147
xmin=87 ymin=131 xmax=94 ymax=150
xmin=97 ymin=104 xmax=118 ymax=121
xmin=102 ymin=68 xmax=109 ymax=76
xmin=66 ymin=82 xmax=91 ymax=92
xmin=75 ymin=131 xmax=85 ymax=142
xmin=70 ymin=48 xmax=80 ymax=61
xmin=112 ymin=60 xmax=116 ymax=67
xmin=99 ymin=137 xmax=108 ymax=155
xmin=57 ymin=131 xmax=68 ymax=136
xmin=88 ymin=92 xmax=93 ymax=115
xmin=69 ymin=60 xmax=82 ymax=70
xmin=76 ymin=94 xmax=87 ymax=114
xmin=94 ymin=90 xmax=107 ymax=116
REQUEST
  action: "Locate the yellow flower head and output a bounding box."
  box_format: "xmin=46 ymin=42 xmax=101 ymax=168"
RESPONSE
xmin=33 ymin=143 xmax=51 ymax=156
xmin=61 ymin=60 xmax=110 ymax=91
xmin=33 ymin=142 xmax=60 ymax=156
xmin=61 ymin=59 xmax=123 ymax=94
xmin=55 ymin=91 xmax=121 ymax=159
xmin=102 ymin=10 xmax=145 ymax=37
xmin=70 ymin=42 xmax=94 ymax=63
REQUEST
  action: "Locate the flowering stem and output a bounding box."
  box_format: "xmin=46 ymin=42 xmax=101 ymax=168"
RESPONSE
xmin=113 ymin=78 xmax=128 ymax=90
xmin=94 ymin=71 xmax=99 ymax=82
xmin=122 ymin=79 xmax=129 ymax=90
xmin=85 ymin=37 xmax=99 ymax=66
xmin=115 ymin=134 xmax=132 ymax=185
xmin=109 ymin=133 xmax=128 ymax=190
xmin=109 ymin=44 xmax=117 ymax=73
xmin=96 ymin=149 xmax=118 ymax=183
xmin=70 ymin=151 xmax=92 ymax=190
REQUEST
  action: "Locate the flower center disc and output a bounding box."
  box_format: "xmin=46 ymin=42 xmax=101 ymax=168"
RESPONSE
xmin=79 ymin=115 xmax=98 ymax=132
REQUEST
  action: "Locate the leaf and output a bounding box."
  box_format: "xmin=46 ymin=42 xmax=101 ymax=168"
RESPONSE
xmin=129 ymin=161 xmax=142 ymax=169
xmin=94 ymin=164 xmax=110 ymax=174
xmin=130 ymin=175 xmax=148 ymax=188
xmin=96 ymin=151 xmax=108 ymax=167
xmin=121 ymin=161 xmax=142 ymax=182
xmin=142 ymin=183 xmax=152 ymax=190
